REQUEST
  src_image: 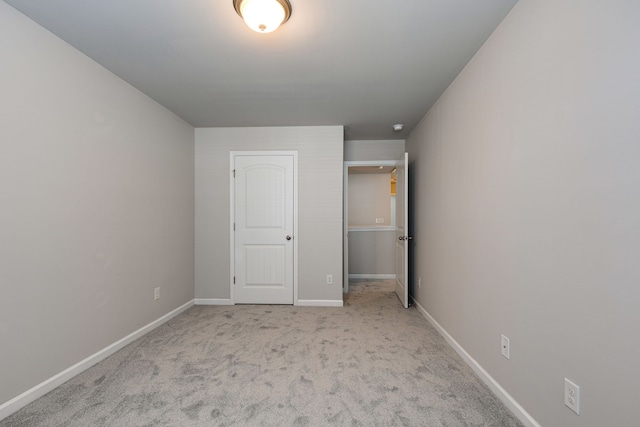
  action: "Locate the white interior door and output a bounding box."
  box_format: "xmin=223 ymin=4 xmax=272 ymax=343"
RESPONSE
xmin=233 ymin=154 xmax=295 ymax=304
xmin=395 ymin=152 xmax=410 ymax=308
xmin=343 ymin=163 xmax=349 ymax=294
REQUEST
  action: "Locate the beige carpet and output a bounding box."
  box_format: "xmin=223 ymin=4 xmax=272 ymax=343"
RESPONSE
xmin=1 ymin=280 xmax=522 ymax=426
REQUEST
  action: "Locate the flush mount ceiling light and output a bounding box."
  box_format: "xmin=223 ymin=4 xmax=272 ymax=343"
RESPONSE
xmin=233 ymin=0 xmax=292 ymax=33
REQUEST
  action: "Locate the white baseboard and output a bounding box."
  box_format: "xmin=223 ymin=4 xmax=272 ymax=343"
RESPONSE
xmin=411 ymin=297 xmax=541 ymax=427
xmin=296 ymin=299 xmax=344 ymax=307
xmin=194 ymin=298 xmax=233 ymax=305
xmin=195 ymin=299 xmax=343 ymax=307
xmin=0 ymin=299 xmax=195 ymax=421
xmin=348 ymin=274 xmax=396 ymax=280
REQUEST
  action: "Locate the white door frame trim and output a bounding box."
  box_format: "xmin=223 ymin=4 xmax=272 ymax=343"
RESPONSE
xmin=230 ymin=151 xmax=299 ymax=305
xmin=343 ymin=160 xmax=399 ymax=294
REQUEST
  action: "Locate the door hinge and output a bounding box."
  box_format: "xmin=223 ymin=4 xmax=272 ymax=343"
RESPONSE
xmin=233 ymin=223 xmax=236 ymax=231
xmin=233 ymin=276 xmax=236 ymax=284
xmin=232 ymin=169 xmax=235 ymax=178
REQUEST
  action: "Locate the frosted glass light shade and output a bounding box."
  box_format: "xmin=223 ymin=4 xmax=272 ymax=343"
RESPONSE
xmin=233 ymin=0 xmax=292 ymax=33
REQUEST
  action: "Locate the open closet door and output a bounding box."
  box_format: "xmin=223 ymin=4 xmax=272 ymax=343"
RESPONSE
xmin=395 ymin=152 xmax=410 ymax=308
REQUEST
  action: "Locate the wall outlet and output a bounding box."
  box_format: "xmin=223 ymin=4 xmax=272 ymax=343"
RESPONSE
xmin=564 ymin=378 xmax=580 ymax=415
xmin=375 ymin=218 xmax=384 ymax=223
xmin=154 ymin=287 xmax=160 ymax=301
xmin=501 ymin=335 xmax=510 ymax=359
xmin=326 ymin=274 xmax=333 ymax=285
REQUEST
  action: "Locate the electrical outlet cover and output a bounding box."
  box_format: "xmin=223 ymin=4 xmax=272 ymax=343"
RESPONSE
xmin=564 ymin=378 xmax=580 ymax=415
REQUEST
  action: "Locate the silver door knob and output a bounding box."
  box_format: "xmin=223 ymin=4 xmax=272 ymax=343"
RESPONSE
xmin=286 ymin=235 xmax=292 ymax=241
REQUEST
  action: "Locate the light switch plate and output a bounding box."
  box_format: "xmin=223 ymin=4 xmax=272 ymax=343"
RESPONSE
xmin=501 ymin=335 xmax=510 ymax=359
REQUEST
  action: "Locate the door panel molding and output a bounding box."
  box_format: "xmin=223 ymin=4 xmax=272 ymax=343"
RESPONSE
xmin=230 ymin=151 xmax=298 ymax=305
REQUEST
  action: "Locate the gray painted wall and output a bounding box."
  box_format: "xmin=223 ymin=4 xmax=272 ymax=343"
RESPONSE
xmin=195 ymin=127 xmax=344 ymax=302
xmin=406 ymin=1 xmax=640 ymax=425
xmin=348 ymin=231 xmax=395 ymax=275
xmin=348 ymin=173 xmax=392 ymax=227
xmin=344 ymin=140 xmax=405 ymax=161
xmin=0 ymin=3 xmax=195 ymax=406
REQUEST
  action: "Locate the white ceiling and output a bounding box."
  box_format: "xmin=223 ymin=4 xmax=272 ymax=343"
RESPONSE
xmin=4 ymin=0 xmax=518 ymax=140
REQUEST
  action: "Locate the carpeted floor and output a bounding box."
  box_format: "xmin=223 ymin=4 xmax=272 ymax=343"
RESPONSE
xmin=1 ymin=280 xmax=522 ymax=426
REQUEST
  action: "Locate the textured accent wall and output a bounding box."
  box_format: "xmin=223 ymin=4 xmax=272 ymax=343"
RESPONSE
xmin=344 ymin=140 xmax=405 ymax=161
xmin=195 ymin=126 xmax=344 ymax=302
